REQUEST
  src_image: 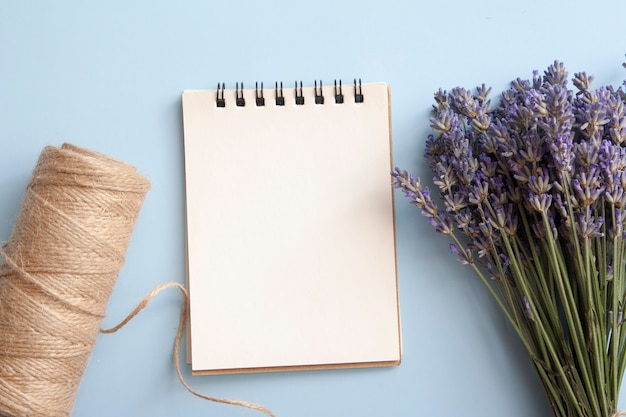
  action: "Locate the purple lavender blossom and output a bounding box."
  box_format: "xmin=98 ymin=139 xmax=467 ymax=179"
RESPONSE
xmin=449 ymin=243 xmax=473 ymax=265
xmin=393 ymin=60 xmax=626 ymax=417
xmin=391 ymin=167 xmax=453 ymax=237
xmin=394 ymin=59 xmax=626 ymax=295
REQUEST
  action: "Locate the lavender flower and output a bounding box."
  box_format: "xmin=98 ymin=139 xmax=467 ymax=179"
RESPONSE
xmin=449 ymin=243 xmax=473 ymax=265
xmin=392 ymin=60 xmax=626 ymax=417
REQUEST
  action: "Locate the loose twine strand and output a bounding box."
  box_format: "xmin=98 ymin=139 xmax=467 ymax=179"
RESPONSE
xmin=100 ymin=281 xmax=275 ymax=417
xmin=0 ymin=143 xmax=273 ymax=417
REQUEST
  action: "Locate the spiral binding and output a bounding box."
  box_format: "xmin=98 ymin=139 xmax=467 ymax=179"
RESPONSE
xmin=214 ymin=79 xmax=364 ymax=107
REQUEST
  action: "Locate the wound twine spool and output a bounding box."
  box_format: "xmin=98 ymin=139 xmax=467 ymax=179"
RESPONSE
xmin=0 ymin=143 xmax=151 ymax=417
xmin=0 ymin=143 xmax=274 ymax=417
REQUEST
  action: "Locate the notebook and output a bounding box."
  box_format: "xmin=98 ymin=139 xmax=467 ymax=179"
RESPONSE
xmin=181 ymin=80 xmax=400 ymax=375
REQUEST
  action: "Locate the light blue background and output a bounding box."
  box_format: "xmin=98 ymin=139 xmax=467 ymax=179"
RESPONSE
xmin=1 ymin=1 xmax=626 ymax=416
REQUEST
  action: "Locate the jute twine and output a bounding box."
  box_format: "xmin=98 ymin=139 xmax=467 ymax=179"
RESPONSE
xmin=0 ymin=144 xmax=274 ymax=417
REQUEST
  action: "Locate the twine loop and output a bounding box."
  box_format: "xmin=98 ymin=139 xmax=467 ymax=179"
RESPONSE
xmin=101 ymin=281 xmax=275 ymax=416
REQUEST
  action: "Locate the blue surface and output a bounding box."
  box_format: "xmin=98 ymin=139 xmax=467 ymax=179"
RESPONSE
xmin=1 ymin=1 xmax=626 ymax=416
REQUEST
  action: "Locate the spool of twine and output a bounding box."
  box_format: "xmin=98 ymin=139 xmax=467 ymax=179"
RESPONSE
xmin=0 ymin=143 xmax=150 ymax=417
xmin=0 ymin=143 xmax=274 ymax=417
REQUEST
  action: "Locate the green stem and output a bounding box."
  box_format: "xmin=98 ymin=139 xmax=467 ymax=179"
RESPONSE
xmin=583 ymin=231 xmax=609 ymax=416
xmin=613 ymin=230 xmax=623 ymax=404
xmin=541 ymin=212 xmax=601 ymax=417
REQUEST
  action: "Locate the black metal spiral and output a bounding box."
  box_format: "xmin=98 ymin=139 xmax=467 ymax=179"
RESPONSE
xmin=214 ymin=79 xmax=365 ymax=107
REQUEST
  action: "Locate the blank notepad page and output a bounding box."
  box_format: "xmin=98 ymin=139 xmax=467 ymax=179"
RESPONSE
xmin=182 ymin=81 xmax=401 ymax=374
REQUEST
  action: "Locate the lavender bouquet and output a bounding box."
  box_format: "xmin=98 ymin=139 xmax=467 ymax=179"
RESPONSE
xmin=393 ymin=61 xmax=626 ymax=417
